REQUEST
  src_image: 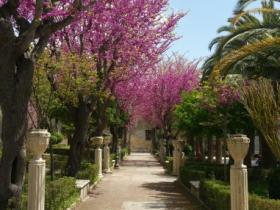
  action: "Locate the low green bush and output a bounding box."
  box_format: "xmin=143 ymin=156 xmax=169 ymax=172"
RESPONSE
xmin=110 ymin=153 xmax=116 ymax=167
xmin=45 ymin=177 xmax=79 ymax=210
xmin=164 ymin=156 xmax=173 ymax=174
xmin=50 ymin=132 xmax=64 ymax=145
xmin=49 ymin=144 xmax=70 ymax=156
xmin=180 ymin=167 xmax=206 ymax=186
xmin=181 ymin=163 xmax=229 ymax=182
xmin=200 ymin=180 xmax=280 ymax=210
xmin=268 ymin=167 xmax=280 ymax=199
xmin=120 ymin=147 xmax=129 ymax=160
xmin=77 ymin=162 xmax=99 ymax=184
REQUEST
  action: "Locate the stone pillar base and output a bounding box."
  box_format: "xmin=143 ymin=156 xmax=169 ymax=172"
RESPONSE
xmin=230 ymin=166 xmax=249 ymax=210
xmin=28 ymin=159 xmax=46 ymax=210
xmin=95 ymin=148 xmax=103 ymax=178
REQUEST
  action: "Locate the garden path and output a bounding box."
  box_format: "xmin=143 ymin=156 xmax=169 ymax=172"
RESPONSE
xmin=76 ymin=153 xmax=204 ymax=210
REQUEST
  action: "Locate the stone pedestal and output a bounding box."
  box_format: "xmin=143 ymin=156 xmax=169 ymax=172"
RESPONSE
xmin=103 ymin=134 xmax=112 ymax=173
xmin=27 ymin=129 xmax=50 ymax=210
xmin=227 ymin=134 xmax=250 ymax=210
xmin=159 ymin=140 xmax=166 ymax=163
xmin=115 ymin=143 xmax=121 ymax=168
xmin=172 ymin=140 xmax=185 ymax=176
xmin=91 ymin=136 xmax=103 ymax=179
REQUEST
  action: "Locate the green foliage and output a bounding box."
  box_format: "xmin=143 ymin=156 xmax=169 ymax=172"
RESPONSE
xmin=120 ymin=148 xmax=129 ymax=160
xmin=174 ymin=90 xmax=210 ymax=136
xmin=164 ymin=156 xmax=173 ymax=174
xmin=183 ymin=144 xmax=193 ymax=157
xmin=182 ymin=162 xmax=229 ymax=181
xmin=50 ymin=132 xmax=64 ymax=145
xmin=77 ymin=162 xmax=99 ymax=184
xmin=110 ymin=153 xmax=117 ymax=167
xmin=45 ymin=177 xmax=79 ymax=210
xmin=200 ymin=180 xmax=280 ymax=210
xmin=268 ymin=167 xmax=280 ymax=199
xmin=180 ymin=167 xmax=206 ymax=187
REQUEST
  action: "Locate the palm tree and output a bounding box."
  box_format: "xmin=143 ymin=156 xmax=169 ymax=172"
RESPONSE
xmin=203 ymin=0 xmax=280 ymax=80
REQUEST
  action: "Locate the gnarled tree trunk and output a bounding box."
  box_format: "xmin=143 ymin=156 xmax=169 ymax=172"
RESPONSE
xmin=66 ymin=100 xmax=91 ymax=176
xmin=0 ymin=51 xmax=34 ymax=209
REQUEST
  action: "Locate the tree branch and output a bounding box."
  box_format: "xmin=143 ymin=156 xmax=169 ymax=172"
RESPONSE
xmin=15 ymin=0 xmax=43 ymax=55
xmin=0 ymin=0 xmax=20 ymax=18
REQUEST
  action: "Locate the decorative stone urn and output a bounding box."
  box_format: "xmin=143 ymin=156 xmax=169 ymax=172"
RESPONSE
xmin=103 ymin=134 xmax=112 ymax=146
xmin=227 ymin=134 xmax=250 ymax=210
xmin=227 ymin=134 xmax=250 ymax=168
xmin=90 ymin=136 xmax=104 ymax=148
xmin=27 ymin=129 xmax=50 ymax=210
xmin=27 ymin=129 xmax=50 ymax=160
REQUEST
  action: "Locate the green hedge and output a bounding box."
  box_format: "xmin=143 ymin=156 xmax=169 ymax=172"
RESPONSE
xmin=164 ymin=157 xmax=173 ymax=174
xmin=184 ymin=162 xmax=229 ymax=181
xmin=120 ymin=148 xmax=129 ymax=160
xmin=45 ymin=177 xmax=79 ymax=210
xmin=180 ymin=167 xmax=206 ymax=186
xmin=77 ymin=162 xmax=99 ymax=184
xmin=200 ymin=180 xmax=280 ymax=210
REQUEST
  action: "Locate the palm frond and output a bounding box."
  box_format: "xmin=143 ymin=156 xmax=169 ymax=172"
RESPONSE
xmin=210 ymin=36 xmax=280 ymax=79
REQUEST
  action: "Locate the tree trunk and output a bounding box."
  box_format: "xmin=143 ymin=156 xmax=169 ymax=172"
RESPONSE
xmin=66 ymin=100 xmax=91 ymax=176
xmin=0 ymin=53 xmax=34 ymax=209
xmin=215 ymin=137 xmax=222 ymax=164
xmin=110 ymin=125 xmax=118 ymax=153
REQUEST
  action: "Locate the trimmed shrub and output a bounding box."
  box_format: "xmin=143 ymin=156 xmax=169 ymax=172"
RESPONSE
xmin=45 ymin=177 xmax=79 ymax=210
xmin=50 ymin=132 xmax=64 ymax=145
xmin=180 ymin=167 xmax=206 ymax=186
xmin=121 ymin=148 xmax=129 ymax=160
xmin=164 ymin=156 xmax=173 ymax=174
xmin=268 ymin=167 xmax=280 ymax=199
xmin=200 ymin=180 xmax=280 ymax=210
xmin=110 ymin=153 xmax=116 ymax=167
xmin=181 ymin=163 xmax=229 ymax=181
xmin=77 ymin=162 xmax=99 ymax=184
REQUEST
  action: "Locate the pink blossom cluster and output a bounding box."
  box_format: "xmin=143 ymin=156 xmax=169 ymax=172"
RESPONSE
xmin=218 ymin=85 xmax=240 ymax=106
xmin=115 ymin=57 xmax=201 ymax=128
xmin=0 ymin=0 xmax=91 ymax=21
xmin=54 ymin=0 xmax=184 ymax=80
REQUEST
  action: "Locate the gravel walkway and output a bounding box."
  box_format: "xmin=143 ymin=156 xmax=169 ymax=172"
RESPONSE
xmin=76 ymin=153 xmax=205 ymax=210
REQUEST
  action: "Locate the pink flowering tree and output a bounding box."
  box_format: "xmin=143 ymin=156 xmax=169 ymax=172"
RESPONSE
xmin=0 ymin=0 xmax=96 ymax=207
xmin=115 ymin=56 xmax=200 ymax=148
xmin=32 ymin=0 xmax=184 ymax=176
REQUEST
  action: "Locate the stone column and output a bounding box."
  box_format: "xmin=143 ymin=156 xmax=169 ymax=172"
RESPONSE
xmin=227 ymin=134 xmax=250 ymax=210
xmin=103 ymin=134 xmax=112 ymax=173
xmin=115 ymin=142 xmax=121 ymax=168
xmin=177 ymin=140 xmax=185 ymax=175
xmin=27 ymin=129 xmax=50 ymax=210
xmin=91 ymin=136 xmax=103 ymax=179
xmin=172 ymin=140 xmax=178 ymax=175
xmin=172 ymin=140 xmax=185 ymax=176
xmin=159 ymin=139 xmax=166 ymax=163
